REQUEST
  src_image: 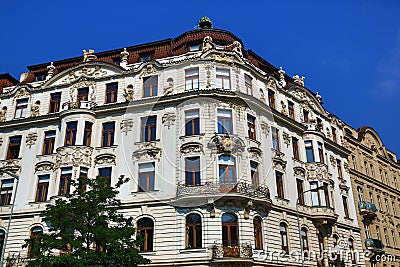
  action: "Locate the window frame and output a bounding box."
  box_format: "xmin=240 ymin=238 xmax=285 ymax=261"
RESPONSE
xmin=14 ymin=98 xmax=28 ymax=119
xmin=185 ymin=156 xmax=201 ymax=186
xmin=138 ymin=162 xmax=155 ymax=192
xmin=185 ymin=68 xmax=199 ymax=90
xmin=142 ymin=75 xmax=158 ymax=98
xmin=275 ymin=171 xmax=284 ymax=199
xmin=6 ymin=136 xmax=22 ymax=160
xmin=65 ymin=121 xmax=77 ymax=146
xmin=59 ymin=167 xmax=72 ymax=196
xmin=217 ymin=109 xmax=233 ymax=134
xmin=288 ymin=101 xmax=295 ymax=119
xmin=247 ymin=114 xmax=256 ymax=140
xmin=101 ymin=122 xmax=115 ymax=147
xmin=141 ymin=116 xmax=157 ymax=142
xmin=185 ymin=110 xmax=200 ymax=136
xmin=105 ymin=82 xmax=118 ymax=104
xmin=0 ymin=179 xmax=14 ymax=206
xmin=292 ymin=137 xmax=300 ymax=160
xmin=280 ymin=223 xmax=289 ymax=254
xmin=215 ymin=68 xmax=231 ymax=90
xmin=137 ymin=218 xmax=154 ymax=252
xmin=43 ymin=131 xmax=56 ymax=155
xmin=244 ymin=74 xmax=252 ymax=95
xmin=186 ymin=213 xmax=202 ymax=249
xmin=268 ymin=90 xmax=275 ymax=109
xmin=253 ymin=216 xmax=263 ymax=250
xmin=271 ymin=127 xmax=280 ymax=152
xmin=49 ymin=92 xmax=61 ymax=113
xmin=35 ymin=174 xmax=50 ymax=202
xmin=305 ymin=140 xmax=314 ymax=163
xmin=83 ymin=121 xmax=93 ymax=147
xmin=98 ymin=167 xmax=112 ymax=186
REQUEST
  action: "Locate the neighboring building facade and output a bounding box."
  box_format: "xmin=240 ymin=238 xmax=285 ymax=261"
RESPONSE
xmin=0 ymin=19 xmax=364 ymax=266
xmin=343 ymin=125 xmax=400 ymax=267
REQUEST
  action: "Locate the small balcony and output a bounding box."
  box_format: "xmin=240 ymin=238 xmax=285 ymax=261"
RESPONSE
xmin=62 ymin=100 xmax=96 ymax=111
xmin=212 ymin=244 xmax=252 ymax=259
xmin=365 ymin=238 xmax=384 ymax=253
xmin=358 ymin=201 xmax=377 ymax=218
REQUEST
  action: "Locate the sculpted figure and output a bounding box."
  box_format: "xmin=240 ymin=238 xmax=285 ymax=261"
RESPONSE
xmin=164 ymin=78 xmax=174 ymax=96
xmin=259 ymin=89 xmax=266 ymax=102
xmin=124 ymin=84 xmax=134 ymax=102
xmin=293 ymin=74 xmax=305 ymax=87
xmin=30 ymin=101 xmax=40 ymax=117
xmin=0 ymin=107 xmax=7 ymax=122
xmin=280 ymin=101 xmax=287 ymax=115
xmin=232 ymin=41 xmax=242 ymax=57
xmin=82 ymin=49 xmax=97 ymax=62
xmin=120 ymin=48 xmax=129 ymax=64
xmin=46 ymin=62 xmax=56 ymax=80
xmin=202 ymin=36 xmax=214 ymax=52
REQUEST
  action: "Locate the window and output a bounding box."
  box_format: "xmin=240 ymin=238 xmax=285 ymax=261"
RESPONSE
xmin=323 ymin=182 xmax=330 ymax=207
xmin=138 ymin=162 xmax=155 ymax=192
xmin=384 ymin=198 xmax=389 ymax=212
xmin=331 ymin=127 xmax=337 ymax=142
xmin=218 ymin=156 xmax=236 ymax=186
xmin=65 ymin=121 xmax=77 ymax=146
xmin=300 ymin=228 xmax=309 ymax=255
xmin=217 ymin=110 xmax=232 ymax=134
xmin=276 ymin=171 xmax=284 ymax=199
xmin=15 ymin=98 xmax=28 ymax=118
xmin=370 ymin=164 xmax=375 ymax=177
xmin=6 ymin=136 xmax=22 ymax=159
xmin=49 ymin=92 xmax=61 ymax=113
xmin=137 ymin=218 xmax=154 ymax=252
xmin=59 ymin=167 xmax=72 ymax=196
xmin=342 ymin=196 xmax=350 ymax=218
xmin=391 ymin=230 xmax=397 ymax=247
xmin=384 ymin=228 xmax=389 ymax=246
xmin=35 ymin=175 xmax=50 ymax=202
xmin=348 ymin=238 xmax=356 ymax=264
xmin=244 ymin=74 xmax=252 ymax=95
xmin=0 ymin=179 xmax=14 ymax=206
xmin=102 ymin=122 xmax=115 ymax=147
xmin=369 ymin=192 xmax=374 ymax=204
xmin=222 ymin=213 xmax=238 ymax=247
xmin=296 ymin=179 xmax=304 ymax=205
xmin=247 ymin=115 xmax=256 ymax=140
xmin=292 ymin=137 xmax=300 ymax=160
xmin=185 ymin=157 xmax=200 ymax=186
xmin=140 ymin=53 xmax=152 ymax=62
xmin=77 ymin=88 xmax=89 ymax=103
xmin=310 ymin=182 xmax=320 ymax=206
xmin=185 ymin=68 xmax=199 ymax=90
xmin=385 ymin=172 xmax=389 ymax=184
xmin=0 ymin=230 xmax=5 ymax=259
xmin=303 ymin=109 xmax=309 ymax=122
xmin=28 ymin=226 xmax=43 ymax=258
xmin=105 ymin=82 xmax=118 ymax=103
xmin=336 ymin=160 xmax=343 ymax=179
xmin=143 ymin=76 xmax=158 ymax=97
xmin=288 ymin=101 xmax=294 ymax=119
xmin=392 ymin=201 xmax=396 ymax=214
xmin=141 ymin=116 xmax=157 ymax=142
xmin=42 ymin=131 xmax=56 ymax=155
xmin=186 ymin=214 xmax=202 ymax=249
xmin=272 ymin=127 xmax=280 ymax=152
xmin=188 ymin=44 xmax=200 ymax=51
xmin=377 ymin=195 xmax=382 ymax=210
xmin=185 ymin=110 xmax=200 ymax=136
xmin=317 ymin=142 xmax=324 ymax=163
xmin=250 ymin=161 xmax=259 ymax=188
xmin=376 ymin=226 xmax=382 ymax=240
xmin=280 ymin=223 xmax=289 ymax=254
xmin=79 ymin=167 xmax=88 ymax=193
xmin=253 ymin=217 xmax=263 ymax=250
xmin=268 ymin=90 xmax=275 ymax=109
xmin=98 ymin=167 xmax=112 ymax=186
xmin=305 ymin=141 xmax=314 ymax=163
xmin=216 ymin=68 xmax=230 ymax=89
xmin=83 ymin=122 xmax=93 ymax=146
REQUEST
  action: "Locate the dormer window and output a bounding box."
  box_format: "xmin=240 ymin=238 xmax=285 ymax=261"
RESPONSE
xmin=35 ymin=73 xmax=46 ymax=81
xmin=188 ymin=44 xmax=200 ymax=52
xmin=140 ymin=53 xmax=153 ymax=62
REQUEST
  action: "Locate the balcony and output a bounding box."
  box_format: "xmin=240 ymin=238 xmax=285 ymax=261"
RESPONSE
xmin=212 ymin=244 xmax=252 ymax=259
xmin=365 ymin=238 xmax=384 ymax=254
xmin=62 ymin=100 xmax=96 ymax=111
xmin=358 ymin=201 xmax=377 ymax=218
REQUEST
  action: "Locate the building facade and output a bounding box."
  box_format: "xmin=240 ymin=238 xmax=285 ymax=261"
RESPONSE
xmin=343 ymin=126 xmax=400 ymax=267
xmin=0 ymin=19 xmax=366 ymax=266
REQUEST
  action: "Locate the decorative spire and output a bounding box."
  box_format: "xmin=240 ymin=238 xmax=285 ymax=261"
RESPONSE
xmin=198 ymin=16 xmax=213 ymax=29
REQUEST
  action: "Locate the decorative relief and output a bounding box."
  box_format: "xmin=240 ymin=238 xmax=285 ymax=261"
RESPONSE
xmin=329 ymin=156 xmax=336 ymax=167
xmin=124 ymin=85 xmax=134 ymax=102
xmin=0 ymin=159 xmax=21 ymax=173
xmin=139 ymin=64 xmax=157 ymax=78
xmin=205 ymin=62 xmax=215 ymax=88
xmin=180 ymin=142 xmax=203 ymax=154
xmin=280 ymin=101 xmax=287 ymax=115
xmin=0 ymin=107 xmax=7 ymax=122
xmin=344 ymin=162 xmax=350 ymax=174
xmin=278 ymin=67 xmax=287 ymax=88
xmin=30 ymin=101 xmax=40 ymax=117
xmin=14 ymin=87 xmax=30 ymax=99
xmin=164 ymin=78 xmax=174 ymax=96
xmin=120 ymin=48 xmax=129 ymax=65
xmin=282 ymin=132 xmax=290 ymax=147
xmin=46 ymin=62 xmax=56 ymax=80
xmin=248 ymin=147 xmax=262 ymax=159
xmin=293 ymin=74 xmax=305 ymax=86
xmin=272 ymin=150 xmax=287 ymax=170
xmin=63 ymin=66 xmax=106 ymax=83
xmin=305 ymin=162 xmax=329 ymax=181
xmin=120 ymin=119 xmax=134 ymax=135
xmin=233 ymin=64 xmax=240 ymax=91
xmin=26 ymin=133 xmax=38 ymax=148
xmin=294 ymin=166 xmax=306 ymax=177
xmin=55 ymin=146 xmax=93 ymax=168
xmin=162 ymin=113 xmax=176 ymax=129
xmin=202 ymin=36 xmax=214 ymax=52
xmin=82 ymin=49 xmax=97 ymax=62
xmin=260 ymin=122 xmax=270 ymax=136
xmin=35 ymin=161 xmax=55 ymax=172
xmin=132 ymin=142 xmax=161 ymax=160
xmin=94 ymin=153 xmax=116 ymax=165
xmin=209 ymin=133 xmax=245 ymax=155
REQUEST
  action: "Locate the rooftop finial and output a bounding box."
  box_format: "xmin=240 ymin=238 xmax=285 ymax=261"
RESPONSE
xmin=198 ymin=16 xmax=213 ymax=29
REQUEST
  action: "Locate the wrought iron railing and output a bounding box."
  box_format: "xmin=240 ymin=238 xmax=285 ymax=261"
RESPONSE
xmin=358 ymin=201 xmax=377 ymax=213
xmin=365 ymin=238 xmax=384 ymax=250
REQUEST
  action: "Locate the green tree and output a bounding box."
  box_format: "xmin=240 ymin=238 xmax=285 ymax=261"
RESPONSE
xmin=23 ymin=175 xmax=150 ymax=267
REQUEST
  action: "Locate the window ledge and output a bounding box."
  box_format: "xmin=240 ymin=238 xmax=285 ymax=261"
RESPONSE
xmin=28 ymin=201 xmax=50 ymax=205
xmin=179 ymin=134 xmax=205 ymax=139
xmin=95 ymin=145 xmax=118 ymax=150
xmin=275 ymin=197 xmax=290 ymax=203
xmin=139 ymin=251 xmax=156 ymax=256
xmin=134 ymin=140 xmax=160 ymax=145
xmin=131 ymin=190 xmax=159 ymax=195
xmin=179 ymin=248 xmax=207 ymax=254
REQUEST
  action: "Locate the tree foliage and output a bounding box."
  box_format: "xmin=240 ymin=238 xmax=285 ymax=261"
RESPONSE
xmin=23 ymin=176 xmax=150 ymax=267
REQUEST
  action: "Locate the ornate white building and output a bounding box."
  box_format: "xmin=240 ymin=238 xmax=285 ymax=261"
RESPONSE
xmin=0 ymin=18 xmax=364 ymax=266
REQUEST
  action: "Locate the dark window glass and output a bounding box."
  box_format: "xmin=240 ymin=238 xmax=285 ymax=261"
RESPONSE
xmin=250 ymin=161 xmax=259 ymax=188
xmin=268 ymin=90 xmax=275 ymax=109
xmin=0 ymin=179 xmax=14 ymax=206
xmin=59 ymin=167 xmax=72 ymax=196
xmin=305 ymin=141 xmax=314 ymax=163
xmin=49 ymin=92 xmax=61 ymax=113
xmin=138 ymin=163 xmax=155 ymax=192
xmin=77 ymin=88 xmax=89 ymax=103
xmin=143 ymin=76 xmax=158 ymax=97
xmin=222 ymin=213 xmax=238 ymax=247
xmin=102 ymin=122 xmax=115 ymax=147
xmin=98 ymin=167 xmax=112 ymax=186
xmin=83 ymin=122 xmax=93 ymax=146
xmin=185 ymin=157 xmax=200 ymax=186
xmin=15 ymin=98 xmax=28 ymax=118
xmin=137 ymin=218 xmax=154 ymax=251
xmin=292 ymin=137 xmax=299 ymax=160
xmin=65 ymin=121 xmax=77 ymax=146
xmin=254 ymin=217 xmax=263 ymax=250
xmin=28 ymin=226 xmax=43 ymax=258
xmin=296 ymin=179 xmax=304 ymax=205
xmin=217 ymin=110 xmax=232 ymax=134
xmin=185 ymin=110 xmax=200 ymax=136
xmin=141 ymin=116 xmax=157 ymax=142
xmin=280 ymin=223 xmax=289 ymax=254
xmin=342 ymin=196 xmax=350 ymax=218
xmin=186 ymin=214 xmax=202 ymax=249
xmin=43 ymin=131 xmax=56 ymax=155
xmin=35 ymin=175 xmax=50 ymax=202
xmin=105 ymin=82 xmax=118 ymax=103
xmin=218 ymin=156 xmax=236 ymax=186
xmin=318 ymin=142 xmax=324 ymax=163
xmin=288 ymin=101 xmax=294 ymax=119
xmin=247 ymin=115 xmax=256 ymax=140
xmin=245 ymin=74 xmax=252 ymax=95
xmin=276 ymin=171 xmax=284 ymax=199
xmin=6 ymin=136 xmax=22 ymax=159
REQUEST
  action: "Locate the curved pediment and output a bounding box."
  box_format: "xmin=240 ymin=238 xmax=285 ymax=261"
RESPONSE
xmin=1 ymin=84 xmax=33 ymax=98
xmin=357 ymin=126 xmax=385 ymax=154
xmin=287 ymin=85 xmax=325 ymax=114
xmin=43 ymin=62 xmax=125 ymax=88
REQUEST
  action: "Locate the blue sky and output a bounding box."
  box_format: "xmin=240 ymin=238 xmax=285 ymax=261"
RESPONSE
xmin=1 ymin=0 xmax=399 ymax=156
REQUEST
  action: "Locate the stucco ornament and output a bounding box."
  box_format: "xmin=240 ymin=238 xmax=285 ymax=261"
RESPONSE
xmin=82 ymin=49 xmax=97 ymax=62
xmin=180 ymin=142 xmax=204 ymax=154
xmin=259 ymin=89 xmax=266 ymax=102
xmin=56 ymin=146 xmax=93 ymax=168
xmin=120 ymin=119 xmax=134 ymax=135
xmin=35 ymin=161 xmax=55 ymax=172
xmin=46 ymin=62 xmax=56 ymax=80
xmin=0 ymin=107 xmax=7 ymax=122
xmin=232 ymin=41 xmax=243 ymax=57
xmin=315 ymin=92 xmax=322 ymax=103
xmin=202 ymin=36 xmax=214 ymax=52
xmin=30 ymin=101 xmax=40 ymax=117
xmin=280 ymin=100 xmax=288 ymax=115
xmin=278 ymin=67 xmax=287 ymax=87
xmin=124 ymin=85 xmax=134 ymax=102
xmin=210 ymin=133 xmax=245 ymax=155
xmin=94 ymin=153 xmax=116 ymax=165
xmin=26 ymin=132 xmax=38 ymax=148
xmin=120 ymin=48 xmax=129 ymax=64
xmin=132 ymin=142 xmax=162 ymax=160
xmin=162 ymin=112 xmax=176 ymax=129
xmin=293 ymin=74 xmax=305 ymax=86
xmin=164 ymin=78 xmax=174 ymax=96
xmin=14 ymin=87 xmax=30 ymax=98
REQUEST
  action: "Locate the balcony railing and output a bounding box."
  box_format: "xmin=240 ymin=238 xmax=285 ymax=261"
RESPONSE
xmin=358 ymin=201 xmax=377 ymax=217
xmin=212 ymin=244 xmax=252 ymax=259
xmin=62 ymin=100 xmax=96 ymax=110
xmin=365 ymin=238 xmax=384 ymax=251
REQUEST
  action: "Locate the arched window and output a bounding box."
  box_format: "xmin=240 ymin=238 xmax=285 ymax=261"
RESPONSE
xmin=137 ymin=218 xmax=154 ymax=252
xmin=28 ymin=226 xmax=43 ymax=258
xmin=186 ymin=214 xmax=202 ymax=249
xmin=222 ymin=213 xmax=238 ymax=247
xmin=0 ymin=230 xmax=5 ymax=258
xmin=280 ymin=223 xmax=289 ymax=254
xmin=300 ymin=227 xmax=309 ymax=256
xmin=253 ymin=217 xmax=263 ymax=250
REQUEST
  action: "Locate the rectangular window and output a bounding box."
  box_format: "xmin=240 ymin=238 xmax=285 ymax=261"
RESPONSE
xmin=276 ymin=171 xmax=284 ymax=199
xmin=288 ymin=101 xmax=294 ymax=119
xmin=143 ymin=76 xmax=158 ymax=97
xmin=6 ymin=136 xmax=22 ymax=159
xmin=244 ymin=74 xmax=252 ymax=95
xmin=43 ymin=131 xmax=56 ymax=155
xmin=98 ymin=167 xmax=112 ymax=186
xmin=77 ymin=88 xmax=89 ymax=103
xmin=105 ymin=82 xmax=118 ymax=103
xmin=303 ymin=110 xmax=309 ymax=122
xmin=49 ymin=92 xmax=61 ymax=113
xmin=65 ymin=121 xmax=77 ymax=146
xmin=185 ymin=68 xmax=199 ymax=90
xmin=370 ymin=164 xmax=375 ymax=178
xmin=218 ymin=156 xmax=236 ymax=185
xmin=140 ymin=53 xmax=152 ymax=62
xmin=331 ymin=127 xmax=337 ymax=142
xmin=0 ymin=179 xmax=14 ymax=206
xmin=185 ymin=110 xmax=200 ymax=136
xmin=342 ymin=196 xmax=350 ymax=218
xmin=384 ymin=228 xmax=389 ymax=246
xmin=185 ymin=157 xmax=200 ymax=186
xmin=318 ymin=142 xmax=324 ymax=163
xmin=377 ymin=195 xmax=382 ymax=210
xmin=310 ymin=182 xmax=321 ymax=206
xmin=391 ymin=230 xmax=397 ymax=247
xmin=292 ymin=137 xmax=300 ymax=160
xmin=217 ymin=110 xmax=232 ymax=134
xmin=102 ymin=122 xmax=115 ymax=147
xmin=83 ymin=122 xmax=93 ymax=146
xmin=268 ymin=90 xmax=275 ymax=109
xmin=250 ymin=161 xmax=259 ymax=188
xmin=35 ymin=175 xmax=50 ymax=202
xmin=215 ymin=68 xmax=230 ymax=90
xmin=141 ymin=116 xmax=157 ymax=142
xmin=337 ymin=159 xmax=343 ymax=179
xmin=323 ymin=182 xmax=330 ymax=207
xmin=138 ymin=162 xmax=155 ymax=192
xmin=272 ymin=127 xmax=280 ymax=152
xmin=59 ymin=167 xmax=72 ymax=196
xmin=15 ymin=98 xmax=28 ymax=118
xmin=296 ymin=179 xmax=304 ymax=205
xmin=188 ymin=44 xmax=200 ymax=51
xmin=305 ymin=141 xmax=314 ymax=163
xmin=79 ymin=167 xmax=88 ymax=193
xmin=247 ymin=115 xmax=256 ymax=140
